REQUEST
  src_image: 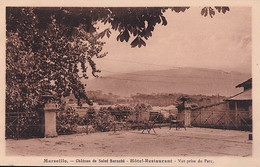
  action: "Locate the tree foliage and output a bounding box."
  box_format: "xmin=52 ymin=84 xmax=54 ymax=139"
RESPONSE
xmin=6 ymin=7 xmax=230 ymax=114
xmin=6 ymin=8 xmax=107 ymax=113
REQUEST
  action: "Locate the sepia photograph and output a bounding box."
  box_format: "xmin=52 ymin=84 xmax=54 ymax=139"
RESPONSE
xmin=1 ymin=2 xmax=260 ymax=166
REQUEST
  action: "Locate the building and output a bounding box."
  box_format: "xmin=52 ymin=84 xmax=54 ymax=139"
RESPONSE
xmin=189 ymin=78 xmax=252 ymax=130
xmin=226 ymin=78 xmax=252 ymax=115
xmin=225 ymin=78 xmax=252 ymax=129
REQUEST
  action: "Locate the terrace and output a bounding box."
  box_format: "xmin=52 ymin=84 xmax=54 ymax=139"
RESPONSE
xmin=6 ymin=127 xmax=252 ymax=157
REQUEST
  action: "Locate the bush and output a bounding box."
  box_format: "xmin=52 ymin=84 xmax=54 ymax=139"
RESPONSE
xmin=92 ymin=112 xmax=114 ymax=132
xmin=57 ymin=106 xmax=116 ymax=134
xmin=56 ymin=107 xmax=80 ymax=134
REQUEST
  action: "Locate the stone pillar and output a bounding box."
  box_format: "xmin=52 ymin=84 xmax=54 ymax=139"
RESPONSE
xmin=177 ymin=108 xmax=191 ymax=127
xmin=184 ymin=109 xmax=191 ymax=127
xmin=176 ymin=96 xmax=192 ymax=127
xmin=44 ymin=102 xmax=58 ymax=138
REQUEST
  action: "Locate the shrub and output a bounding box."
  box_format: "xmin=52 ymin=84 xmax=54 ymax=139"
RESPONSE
xmin=92 ymin=112 xmax=114 ymax=132
xmin=56 ymin=107 xmax=79 ymax=134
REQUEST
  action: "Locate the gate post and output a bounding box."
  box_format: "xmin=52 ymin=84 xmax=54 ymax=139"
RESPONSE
xmin=177 ymin=107 xmax=191 ymax=127
xmin=176 ymin=96 xmax=192 ymax=127
xmin=42 ymin=92 xmax=58 ymax=138
xmin=184 ymin=108 xmax=191 ymax=127
xmin=44 ymin=102 xmax=58 ymax=138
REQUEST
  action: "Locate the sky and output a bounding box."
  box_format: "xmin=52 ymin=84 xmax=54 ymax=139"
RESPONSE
xmin=92 ymin=7 xmax=251 ymax=78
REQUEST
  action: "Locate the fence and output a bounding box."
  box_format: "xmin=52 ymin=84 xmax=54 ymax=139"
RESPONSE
xmin=6 ymin=111 xmax=44 ymax=139
xmin=190 ymin=109 xmax=252 ymax=131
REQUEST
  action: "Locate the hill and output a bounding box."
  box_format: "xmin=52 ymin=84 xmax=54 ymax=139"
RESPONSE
xmin=85 ymin=67 xmax=251 ymax=97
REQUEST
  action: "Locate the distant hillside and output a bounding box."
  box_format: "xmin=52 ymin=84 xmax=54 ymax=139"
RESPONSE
xmin=85 ymin=67 xmax=251 ymax=97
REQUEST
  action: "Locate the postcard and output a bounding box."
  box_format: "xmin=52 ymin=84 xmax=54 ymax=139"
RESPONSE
xmin=1 ymin=0 xmax=260 ymax=166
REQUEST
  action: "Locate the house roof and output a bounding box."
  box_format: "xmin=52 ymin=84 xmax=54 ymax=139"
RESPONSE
xmin=226 ymin=89 xmax=252 ymax=101
xmin=236 ymin=78 xmax=252 ymax=88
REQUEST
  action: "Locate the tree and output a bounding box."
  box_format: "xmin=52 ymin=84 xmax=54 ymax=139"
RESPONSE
xmin=6 ymin=7 xmax=230 ymax=114
xmin=6 ymin=8 xmax=107 ymax=114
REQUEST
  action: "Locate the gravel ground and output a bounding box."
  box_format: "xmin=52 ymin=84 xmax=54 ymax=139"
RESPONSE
xmin=5 ymin=127 xmax=252 ymax=157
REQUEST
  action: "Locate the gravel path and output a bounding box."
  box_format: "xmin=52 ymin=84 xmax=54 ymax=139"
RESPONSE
xmin=6 ymin=127 xmax=252 ymax=157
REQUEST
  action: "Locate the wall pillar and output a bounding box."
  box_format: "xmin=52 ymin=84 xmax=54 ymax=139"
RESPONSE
xmin=44 ymin=102 xmax=58 ymax=138
xmin=184 ymin=109 xmax=191 ymax=127
xmin=177 ymin=108 xmax=191 ymax=127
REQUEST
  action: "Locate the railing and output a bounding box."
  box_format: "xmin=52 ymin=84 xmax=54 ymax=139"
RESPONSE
xmin=190 ymin=109 xmax=252 ymax=131
xmin=6 ymin=111 xmax=44 ymax=139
